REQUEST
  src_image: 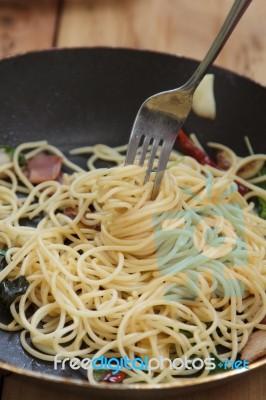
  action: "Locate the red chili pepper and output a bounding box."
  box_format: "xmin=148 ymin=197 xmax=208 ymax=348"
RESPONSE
xmin=177 ymin=129 xmax=218 ymax=168
xmin=177 ymin=130 xmax=249 ymax=196
xmin=101 ymin=371 xmax=127 ymax=383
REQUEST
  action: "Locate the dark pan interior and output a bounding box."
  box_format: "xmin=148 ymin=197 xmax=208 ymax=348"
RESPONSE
xmin=0 ymin=48 xmax=265 ymax=154
xmin=0 ymin=48 xmax=265 ymax=388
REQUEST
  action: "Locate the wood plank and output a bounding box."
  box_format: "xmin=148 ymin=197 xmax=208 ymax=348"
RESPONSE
xmin=57 ymin=0 xmax=266 ymax=85
xmin=0 ymin=0 xmax=59 ymax=58
xmin=2 ymin=366 xmax=266 ymax=400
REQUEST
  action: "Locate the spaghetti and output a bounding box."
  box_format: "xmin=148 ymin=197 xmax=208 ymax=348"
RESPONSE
xmin=0 ymin=140 xmax=266 ymax=384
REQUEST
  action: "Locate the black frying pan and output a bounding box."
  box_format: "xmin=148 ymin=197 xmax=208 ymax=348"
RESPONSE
xmin=0 ymin=48 xmax=265 ymax=399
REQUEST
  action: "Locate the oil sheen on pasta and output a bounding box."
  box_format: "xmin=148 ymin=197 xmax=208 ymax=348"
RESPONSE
xmin=0 ymin=141 xmax=266 ymax=384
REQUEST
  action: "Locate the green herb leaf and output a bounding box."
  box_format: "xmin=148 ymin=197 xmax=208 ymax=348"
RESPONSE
xmin=255 ymin=164 xmax=266 ymax=220
xmin=258 ymin=197 xmax=266 ymax=219
xmin=257 ymin=165 xmax=266 ymax=189
xmin=0 ymin=145 xmax=26 ymax=167
xmin=244 ymin=138 xmax=266 ymax=220
xmin=93 ymin=369 xmax=109 ymax=382
xmin=209 ymin=352 xmax=225 ymax=375
xmin=0 ymin=276 xmax=29 ymax=307
xmin=0 ymin=248 xmax=8 ymax=272
xmin=179 ymin=329 xmax=193 ymax=339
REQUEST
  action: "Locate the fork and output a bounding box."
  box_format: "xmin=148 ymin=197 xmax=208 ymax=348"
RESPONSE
xmin=125 ymin=0 xmax=252 ymax=199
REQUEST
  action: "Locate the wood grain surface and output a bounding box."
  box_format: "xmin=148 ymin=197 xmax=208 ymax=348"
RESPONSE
xmin=1 ymin=365 xmax=266 ymax=400
xmin=0 ymin=0 xmax=266 ymax=399
xmin=0 ymin=0 xmax=59 ymax=58
xmin=57 ymin=0 xmax=266 ymax=85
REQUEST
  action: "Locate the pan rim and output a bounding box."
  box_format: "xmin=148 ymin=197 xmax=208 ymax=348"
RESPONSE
xmin=0 ymin=47 xmax=265 ymax=390
xmin=0 ymin=46 xmax=265 ymax=90
xmin=0 ymin=355 xmax=265 ymax=390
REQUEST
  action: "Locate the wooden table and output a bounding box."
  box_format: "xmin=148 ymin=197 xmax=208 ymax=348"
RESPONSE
xmin=0 ymin=0 xmax=266 ymax=399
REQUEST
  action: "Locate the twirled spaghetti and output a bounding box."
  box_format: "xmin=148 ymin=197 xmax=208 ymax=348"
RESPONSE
xmin=0 ymin=140 xmax=266 ymax=384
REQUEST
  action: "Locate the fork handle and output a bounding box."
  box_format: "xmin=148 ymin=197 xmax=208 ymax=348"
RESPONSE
xmin=183 ymin=0 xmax=253 ymax=92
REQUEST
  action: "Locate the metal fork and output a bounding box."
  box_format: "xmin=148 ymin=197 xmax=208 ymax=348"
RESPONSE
xmin=125 ymin=0 xmax=252 ymax=199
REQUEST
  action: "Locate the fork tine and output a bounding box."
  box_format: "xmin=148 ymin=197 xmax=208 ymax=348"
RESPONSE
xmin=139 ymin=135 xmax=152 ymax=166
xmin=152 ymin=137 xmax=177 ymax=199
xmin=125 ymin=134 xmax=142 ymax=165
xmin=144 ymin=137 xmax=161 ymax=183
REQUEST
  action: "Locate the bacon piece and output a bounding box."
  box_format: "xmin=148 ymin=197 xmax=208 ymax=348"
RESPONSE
xmin=64 ymin=207 xmax=78 ymax=220
xmin=25 ymin=154 xmax=62 ymax=184
xmin=177 ymin=130 xmax=249 ymax=196
xmin=56 ymin=172 xmax=64 ymax=184
xmin=93 ymin=223 xmax=101 ymax=232
xmin=101 ymin=371 xmax=126 ymax=383
xmin=241 ymin=330 xmax=266 ymax=363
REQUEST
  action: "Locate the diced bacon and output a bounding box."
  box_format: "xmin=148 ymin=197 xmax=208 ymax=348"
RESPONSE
xmin=25 ymin=154 xmax=62 ymax=184
xmin=101 ymin=371 xmax=127 ymax=383
xmin=241 ymin=330 xmax=266 ymax=363
xmin=56 ymin=172 xmax=64 ymax=184
xmin=260 ymin=315 xmax=266 ymax=325
xmin=93 ymin=223 xmax=101 ymax=232
xmin=64 ymin=207 xmax=78 ymax=219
